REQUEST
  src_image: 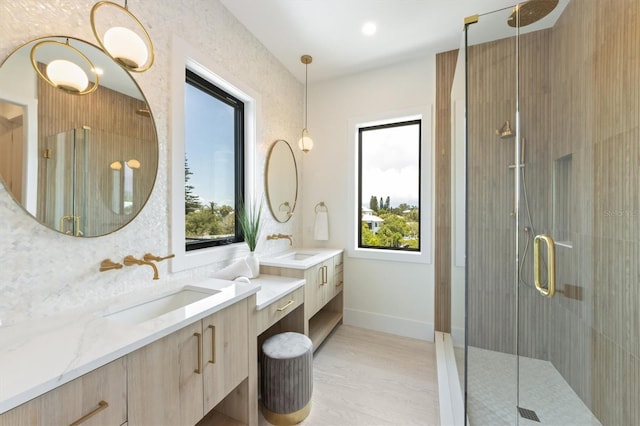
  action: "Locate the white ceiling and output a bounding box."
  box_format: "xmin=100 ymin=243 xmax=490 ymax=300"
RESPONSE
xmin=219 ymin=0 xmax=523 ymax=83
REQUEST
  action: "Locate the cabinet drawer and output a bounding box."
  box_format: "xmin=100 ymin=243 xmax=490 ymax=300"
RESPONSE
xmin=0 ymin=358 xmax=127 ymax=426
xmin=257 ymin=286 xmax=304 ymax=335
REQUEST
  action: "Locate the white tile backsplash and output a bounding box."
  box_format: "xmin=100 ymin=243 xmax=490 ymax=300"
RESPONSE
xmin=0 ymin=0 xmax=303 ymax=326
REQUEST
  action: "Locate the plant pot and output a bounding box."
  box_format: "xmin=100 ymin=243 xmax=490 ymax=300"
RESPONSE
xmin=246 ymin=252 xmax=260 ymax=278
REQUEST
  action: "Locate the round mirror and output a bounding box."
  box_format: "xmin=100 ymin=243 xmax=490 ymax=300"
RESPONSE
xmin=0 ymin=36 xmax=158 ymax=237
xmin=265 ymin=139 xmax=298 ymax=223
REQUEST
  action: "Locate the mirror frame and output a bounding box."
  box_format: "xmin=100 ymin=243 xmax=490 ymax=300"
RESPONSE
xmin=0 ymin=35 xmax=158 ymax=237
xmin=265 ymin=139 xmax=298 ymax=223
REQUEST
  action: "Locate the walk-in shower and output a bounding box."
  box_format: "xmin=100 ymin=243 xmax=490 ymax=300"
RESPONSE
xmin=449 ymin=1 xmax=640 ymax=424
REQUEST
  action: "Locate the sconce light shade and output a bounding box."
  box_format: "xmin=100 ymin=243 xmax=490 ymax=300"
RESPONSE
xmin=126 ymin=159 xmax=141 ymax=169
xmin=104 ymin=26 xmax=148 ymax=69
xmin=298 ymin=128 xmax=314 ymax=152
xmin=46 ymin=59 xmax=89 ymax=93
xmin=91 ymin=1 xmax=155 ymax=72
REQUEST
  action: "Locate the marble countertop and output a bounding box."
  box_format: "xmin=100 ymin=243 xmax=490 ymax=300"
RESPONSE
xmin=252 ymin=275 xmax=305 ymax=310
xmin=259 ymin=248 xmax=343 ymax=270
xmin=0 ymin=277 xmax=260 ymax=415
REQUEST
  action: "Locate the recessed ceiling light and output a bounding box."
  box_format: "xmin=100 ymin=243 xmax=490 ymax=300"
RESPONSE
xmin=362 ymin=21 xmax=377 ymax=36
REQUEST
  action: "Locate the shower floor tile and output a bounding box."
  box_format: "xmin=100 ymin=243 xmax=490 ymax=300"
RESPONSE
xmin=456 ymin=346 xmax=601 ymax=425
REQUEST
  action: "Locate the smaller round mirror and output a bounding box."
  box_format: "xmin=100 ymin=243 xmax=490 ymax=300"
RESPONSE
xmin=265 ymin=140 xmax=298 ymax=223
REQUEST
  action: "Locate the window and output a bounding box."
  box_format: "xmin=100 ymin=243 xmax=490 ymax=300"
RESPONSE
xmin=184 ymin=69 xmax=244 ymax=251
xmin=358 ymin=119 xmax=421 ymax=252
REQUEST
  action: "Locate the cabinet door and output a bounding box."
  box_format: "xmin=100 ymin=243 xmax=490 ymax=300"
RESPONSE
xmin=202 ymin=299 xmax=249 ymax=412
xmin=0 ymin=358 xmax=127 ymax=426
xmin=127 ymin=321 xmax=203 ymax=426
xmin=305 ymin=259 xmax=335 ymax=318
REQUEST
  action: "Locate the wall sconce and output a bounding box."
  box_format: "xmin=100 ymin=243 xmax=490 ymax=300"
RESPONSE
xmin=30 ymin=39 xmax=99 ymax=95
xmin=298 ymin=54 xmax=314 ymax=153
xmin=90 ymin=0 xmax=155 ymax=72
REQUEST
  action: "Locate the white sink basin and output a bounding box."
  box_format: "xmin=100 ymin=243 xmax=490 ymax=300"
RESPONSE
xmin=278 ymin=252 xmax=318 ymax=261
xmin=104 ymin=287 xmax=220 ymax=325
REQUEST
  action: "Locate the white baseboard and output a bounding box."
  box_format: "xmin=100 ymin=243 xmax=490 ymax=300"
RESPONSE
xmin=343 ymin=308 xmax=434 ymax=342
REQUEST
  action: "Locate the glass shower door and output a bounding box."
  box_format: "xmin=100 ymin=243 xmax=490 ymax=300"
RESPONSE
xmin=464 ymin=1 xmax=638 ymax=425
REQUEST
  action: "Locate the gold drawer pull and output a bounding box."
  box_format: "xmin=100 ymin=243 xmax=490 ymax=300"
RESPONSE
xmin=69 ymin=400 xmax=109 ymax=426
xmin=194 ymin=332 xmax=202 ymax=374
xmin=208 ymin=325 xmax=216 ymax=364
xmin=277 ymin=300 xmax=295 ymax=312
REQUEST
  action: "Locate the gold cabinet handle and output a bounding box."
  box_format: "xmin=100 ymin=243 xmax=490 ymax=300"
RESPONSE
xmin=69 ymin=400 xmax=109 ymax=426
xmin=208 ymin=325 xmax=216 ymax=364
xmin=319 ymin=267 xmax=325 ymax=286
xmin=534 ymin=234 xmax=556 ymax=298
xmin=277 ymin=300 xmax=295 ymax=312
xmin=194 ymin=332 xmax=202 ymax=374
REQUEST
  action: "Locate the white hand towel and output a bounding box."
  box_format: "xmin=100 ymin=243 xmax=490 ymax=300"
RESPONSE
xmin=211 ymin=258 xmax=252 ymax=280
xmin=314 ymin=211 xmax=329 ymax=240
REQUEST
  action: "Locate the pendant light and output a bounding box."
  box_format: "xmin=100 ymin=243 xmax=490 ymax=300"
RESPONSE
xmin=30 ymin=38 xmax=99 ymax=96
xmin=90 ymin=1 xmax=155 ymax=72
xmin=298 ymin=54 xmax=314 ymax=153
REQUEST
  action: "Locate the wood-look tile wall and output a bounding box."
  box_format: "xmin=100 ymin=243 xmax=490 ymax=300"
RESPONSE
xmin=462 ymin=0 xmax=640 ymax=424
xmin=37 ymin=67 xmax=157 ymax=236
xmin=434 ymin=49 xmax=459 ymax=333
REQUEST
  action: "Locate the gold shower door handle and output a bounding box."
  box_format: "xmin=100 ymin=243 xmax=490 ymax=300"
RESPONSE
xmin=534 ymin=234 xmax=556 ymax=298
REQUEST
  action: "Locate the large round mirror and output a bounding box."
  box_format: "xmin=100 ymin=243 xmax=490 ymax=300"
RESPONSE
xmin=265 ymin=139 xmax=298 ymax=223
xmin=0 ymin=36 xmax=158 ymax=237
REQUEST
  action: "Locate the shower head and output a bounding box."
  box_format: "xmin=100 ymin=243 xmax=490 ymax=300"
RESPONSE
xmin=496 ymin=120 xmax=514 ymax=139
xmin=507 ymin=0 xmax=559 ymax=28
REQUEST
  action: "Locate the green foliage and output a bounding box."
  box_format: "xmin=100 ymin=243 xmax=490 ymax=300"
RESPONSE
xmin=361 ymin=222 xmax=379 ymax=246
xmin=369 ymin=195 xmax=379 ymax=212
xmin=185 ymin=156 xmax=201 ymax=214
xmin=185 ymin=202 xmax=235 ymax=239
xmin=238 ymin=198 xmax=263 ymax=251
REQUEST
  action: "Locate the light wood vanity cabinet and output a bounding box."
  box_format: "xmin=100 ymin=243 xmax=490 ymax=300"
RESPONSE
xmin=0 ymin=358 xmax=127 ymax=426
xmin=261 ymin=251 xmax=344 ymax=351
xmin=127 ymin=299 xmax=251 ymax=426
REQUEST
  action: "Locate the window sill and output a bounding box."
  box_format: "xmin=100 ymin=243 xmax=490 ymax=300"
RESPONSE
xmin=347 ymin=247 xmax=428 ymax=264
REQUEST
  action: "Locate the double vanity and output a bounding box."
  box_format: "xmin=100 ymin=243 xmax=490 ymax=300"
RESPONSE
xmin=0 ymin=248 xmax=344 ymax=426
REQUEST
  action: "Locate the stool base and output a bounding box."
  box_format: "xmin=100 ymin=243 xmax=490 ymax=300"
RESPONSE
xmin=262 ymin=401 xmax=311 ymax=425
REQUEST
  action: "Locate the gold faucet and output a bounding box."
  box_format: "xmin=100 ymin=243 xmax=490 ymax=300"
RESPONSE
xmin=267 ymin=233 xmax=293 ymax=246
xmin=124 ymin=255 xmax=159 ymax=280
xmin=99 ymin=259 xmax=123 ymax=272
xmin=143 ymin=253 xmax=176 ymax=262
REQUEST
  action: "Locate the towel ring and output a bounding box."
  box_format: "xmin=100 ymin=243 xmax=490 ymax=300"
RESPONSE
xmin=315 ymin=202 xmax=328 ymax=213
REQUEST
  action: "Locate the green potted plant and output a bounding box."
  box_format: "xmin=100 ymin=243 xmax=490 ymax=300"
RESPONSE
xmin=238 ymin=197 xmax=263 ymax=277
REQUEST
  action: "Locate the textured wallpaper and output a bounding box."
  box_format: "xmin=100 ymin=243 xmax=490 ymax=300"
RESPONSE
xmin=0 ymin=0 xmax=303 ymax=326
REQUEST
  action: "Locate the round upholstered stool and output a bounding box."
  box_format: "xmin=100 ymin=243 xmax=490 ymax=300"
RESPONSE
xmin=261 ymin=332 xmax=313 ymax=425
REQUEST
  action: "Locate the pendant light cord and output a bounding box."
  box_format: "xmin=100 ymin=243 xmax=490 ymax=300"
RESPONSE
xmin=304 ymin=62 xmax=308 ymax=128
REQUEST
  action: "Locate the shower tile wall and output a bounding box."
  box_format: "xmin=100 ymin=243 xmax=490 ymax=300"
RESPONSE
xmin=467 ymin=1 xmax=640 ymax=424
xmin=466 ymin=30 xmax=552 ymax=359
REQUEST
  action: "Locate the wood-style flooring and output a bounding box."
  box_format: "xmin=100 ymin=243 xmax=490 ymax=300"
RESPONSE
xmin=259 ymin=324 xmax=440 ymax=426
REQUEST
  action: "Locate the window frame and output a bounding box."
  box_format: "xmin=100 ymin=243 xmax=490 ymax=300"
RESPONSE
xmin=357 ymin=119 xmax=422 ymax=252
xmin=184 ymin=69 xmax=245 ymax=252
xmin=170 ymin=36 xmax=258 ymax=273
xmin=348 ymin=109 xmax=432 ymax=265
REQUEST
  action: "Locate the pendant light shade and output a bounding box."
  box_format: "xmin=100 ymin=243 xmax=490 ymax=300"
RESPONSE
xmin=91 ymin=1 xmax=155 ymax=72
xmin=30 ymin=39 xmax=99 ymax=96
xmin=298 ymin=54 xmax=313 ymax=153
xmin=299 ymin=128 xmax=314 ymax=152
xmin=46 ymin=59 xmax=89 ymax=93
xmin=104 ymin=26 xmax=148 ymax=68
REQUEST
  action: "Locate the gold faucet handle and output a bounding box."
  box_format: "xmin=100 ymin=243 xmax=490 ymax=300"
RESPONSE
xmin=100 ymin=259 xmax=123 ymax=272
xmin=143 ymin=253 xmax=176 ymax=262
xmin=123 ymin=255 xmax=142 ymax=266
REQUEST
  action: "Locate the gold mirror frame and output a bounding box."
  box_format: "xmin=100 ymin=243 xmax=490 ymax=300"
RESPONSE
xmin=0 ymin=36 xmax=158 ymax=237
xmin=265 ymin=139 xmax=298 ymax=223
